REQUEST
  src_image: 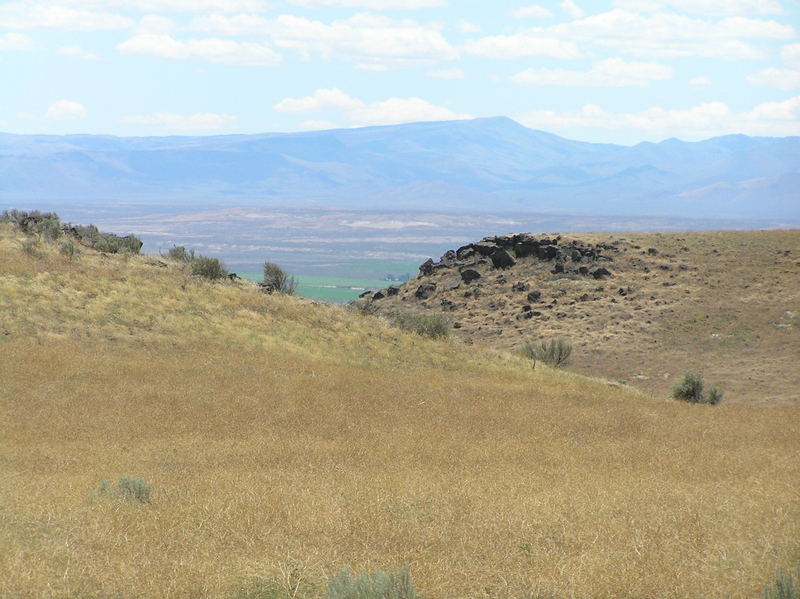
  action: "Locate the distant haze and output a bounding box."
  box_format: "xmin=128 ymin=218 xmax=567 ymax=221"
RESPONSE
xmin=1 ymin=117 xmax=798 ymax=221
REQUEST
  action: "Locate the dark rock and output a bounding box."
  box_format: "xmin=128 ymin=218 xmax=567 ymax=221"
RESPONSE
xmin=386 ymin=286 xmax=400 ymax=296
xmin=490 ymin=248 xmax=516 ymax=269
xmin=228 ymin=273 xmax=241 ymax=281
xmin=372 ymin=291 xmax=385 ymax=300
xmin=496 ymin=275 xmax=507 ymax=284
xmin=536 ymin=245 xmax=559 ymax=260
xmin=618 ymin=287 xmax=627 ymax=296
xmin=453 ymin=322 xmax=462 ymax=329
xmin=552 ymin=262 xmax=564 ymax=274
xmin=512 ymin=281 xmax=530 ymax=292
xmin=440 ymin=249 xmax=458 ymax=267
xmin=522 ymin=305 xmax=532 ymax=312
xmin=415 ymin=282 xmax=437 ymax=299
xmin=358 ymin=290 xmax=372 ymax=298
xmin=460 ymin=269 xmax=482 ymax=284
xmin=578 ymin=266 xmax=589 ymax=276
xmin=441 ymin=299 xmax=455 ymax=311
xmin=474 ymin=241 xmax=500 ymax=257
xmin=527 ymin=290 xmax=542 ymax=302
xmin=444 ymin=280 xmax=461 ymax=291
xmin=592 ymin=267 xmax=612 ymax=280
xmin=647 ymin=248 xmax=659 ymax=255
xmin=419 ymin=258 xmax=436 ymax=276
xmin=578 ymin=293 xmax=590 ymax=302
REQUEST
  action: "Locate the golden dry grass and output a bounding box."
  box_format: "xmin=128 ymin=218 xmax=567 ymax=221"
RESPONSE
xmin=1 ymin=226 xmax=799 ymax=599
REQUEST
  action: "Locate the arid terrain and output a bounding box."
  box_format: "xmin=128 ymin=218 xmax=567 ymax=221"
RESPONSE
xmin=362 ymin=230 xmax=800 ymax=406
xmin=1 ymin=221 xmax=799 ymax=599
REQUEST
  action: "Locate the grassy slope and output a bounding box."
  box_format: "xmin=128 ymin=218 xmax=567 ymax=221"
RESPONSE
xmin=1 ymin=225 xmax=799 ymax=599
xmin=367 ymin=230 xmax=800 ymax=406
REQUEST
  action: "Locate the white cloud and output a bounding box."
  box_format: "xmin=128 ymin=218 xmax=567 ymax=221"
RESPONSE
xmin=0 ymin=3 xmax=133 ymax=30
xmin=512 ymin=5 xmax=553 ymax=19
xmin=274 ymin=88 xmax=471 ymax=126
xmin=428 ymin=66 xmax=464 ymax=79
xmin=690 ymin=75 xmax=712 ymax=86
xmin=512 ymin=57 xmax=672 ymax=87
xmin=463 ymin=34 xmax=581 ymax=59
xmin=0 ymin=32 xmax=34 ymax=50
xmin=191 ymin=13 xmax=457 ymax=66
xmin=289 ymin=0 xmax=445 ymax=7
xmin=783 ymin=43 xmax=800 ymax=69
xmin=135 ymin=14 xmax=178 ymax=34
xmin=45 ymin=100 xmax=87 ymax=120
xmin=123 ymin=112 xmax=238 ymax=130
xmin=747 ymin=67 xmax=800 ymax=90
xmin=612 ymin=0 xmax=785 ymax=16
xmin=117 ymin=34 xmax=282 ymax=66
xmin=516 ymin=97 xmax=800 ymax=140
xmin=560 ymin=0 xmax=585 ymax=18
xmin=49 ymin=0 xmax=272 ymax=12
xmin=456 ymin=19 xmax=480 ymax=33
xmin=56 ymin=45 xmax=101 ymax=59
xmin=533 ymin=9 xmax=795 ymax=59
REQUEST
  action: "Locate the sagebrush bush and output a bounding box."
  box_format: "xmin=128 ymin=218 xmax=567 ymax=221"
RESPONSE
xmin=672 ymin=371 xmax=723 ymax=404
xmin=390 ymin=312 xmax=449 ymax=339
xmin=521 ymin=337 xmax=572 ymax=368
xmin=1 ymin=209 xmax=61 ymax=240
xmin=262 ymin=262 xmax=297 ymax=295
xmin=326 ymin=566 xmax=419 ymax=599
xmin=164 ymin=245 xmax=196 ymax=264
xmin=21 ymin=239 xmax=45 ymax=259
xmin=98 ymin=477 xmax=151 ymax=503
xmin=59 ymin=240 xmax=80 ymax=261
xmin=192 ymin=256 xmax=228 ymax=280
xmin=68 ymin=223 xmax=142 ymax=254
xmin=764 ymin=568 xmax=800 ymax=599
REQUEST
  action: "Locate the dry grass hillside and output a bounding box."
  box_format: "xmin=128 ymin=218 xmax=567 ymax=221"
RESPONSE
xmin=363 ymin=230 xmax=800 ymax=406
xmin=1 ymin=223 xmax=799 ymax=599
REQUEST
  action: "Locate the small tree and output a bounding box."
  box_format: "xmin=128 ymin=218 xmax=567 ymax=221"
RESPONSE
xmin=163 ymin=245 xmax=195 ymax=264
xmin=262 ymin=262 xmax=297 ymax=295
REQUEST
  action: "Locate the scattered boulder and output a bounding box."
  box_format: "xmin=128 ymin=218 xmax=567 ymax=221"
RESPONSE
xmin=415 ymin=282 xmax=437 ymax=299
xmin=592 ymin=267 xmax=613 ymax=280
xmin=460 ymin=269 xmax=482 ymax=284
xmin=527 ymin=290 xmax=542 ymax=302
xmin=386 ymin=286 xmax=400 ymax=296
xmin=512 ymin=281 xmax=530 ymax=292
xmin=372 ymin=290 xmax=385 ymax=300
xmin=490 ymin=248 xmax=516 ymax=269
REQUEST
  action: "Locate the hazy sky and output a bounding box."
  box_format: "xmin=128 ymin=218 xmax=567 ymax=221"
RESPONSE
xmin=1 ymin=0 xmax=799 ymax=143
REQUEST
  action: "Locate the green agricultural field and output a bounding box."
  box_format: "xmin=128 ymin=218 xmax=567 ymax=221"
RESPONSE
xmin=237 ymin=272 xmax=400 ymax=302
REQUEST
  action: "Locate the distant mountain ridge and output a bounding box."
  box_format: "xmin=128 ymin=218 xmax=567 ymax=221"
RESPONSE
xmin=1 ymin=117 xmax=798 ymax=219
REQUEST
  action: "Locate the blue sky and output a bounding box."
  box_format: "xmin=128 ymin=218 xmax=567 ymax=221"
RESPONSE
xmin=1 ymin=0 xmax=799 ymax=144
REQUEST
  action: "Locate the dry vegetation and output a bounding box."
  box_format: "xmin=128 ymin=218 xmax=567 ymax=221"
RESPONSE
xmin=367 ymin=230 xmax=800 ymax=406
xmin=1 ymin=223 xmax=799 ymax=599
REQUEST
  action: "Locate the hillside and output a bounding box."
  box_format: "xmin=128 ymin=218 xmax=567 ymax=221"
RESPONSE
xmin=1 ymin=118 xmax=799 ymax=220
xmin=1 ymin=222 xmax=799 ymax=599
xmin=362 ymin=230 xmax=800 ymax=406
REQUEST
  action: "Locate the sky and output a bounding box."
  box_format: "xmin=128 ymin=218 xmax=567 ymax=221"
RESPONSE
xmin=1 ymin=0 xmax=799 ymax=144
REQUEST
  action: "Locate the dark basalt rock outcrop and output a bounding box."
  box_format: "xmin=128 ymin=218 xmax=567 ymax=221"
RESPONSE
xmin=415 ymin=282 xmax=437 ymax=299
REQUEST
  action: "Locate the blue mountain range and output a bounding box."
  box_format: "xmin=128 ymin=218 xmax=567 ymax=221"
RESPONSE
xmin=1 ymin=116 xmax=798 ymax=219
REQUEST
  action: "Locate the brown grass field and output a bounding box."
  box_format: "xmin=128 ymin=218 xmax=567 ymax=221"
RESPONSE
xmin=1 ymin=224 xmax=799 ymax=599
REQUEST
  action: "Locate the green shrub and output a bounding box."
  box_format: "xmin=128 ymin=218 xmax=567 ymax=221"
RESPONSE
xmin=764 ymin=568 xmax=800 ymax=599
xmin=672 ymin=370 xmax=704 ymax=402
xmin=59 ymin=240 xmax=80 ymax=261
xmin=390 ymin=312 xmax=449 ymax=339
xmin=97 ymin=477 xmax=151 ymax=503
xmin=192 ymin=255 xmax=228 ymax=280
xmin=325 ymin=566 xmax=419 ymax=599
xmin=671 ymin=371 xmax=724 ymax=404
xmin=706 ymin=385 xmax=724 ymax=405
xmin=521 ymin=337 xmax=572 ymax=368
xmin=21 ymin=239 xmax=45 ymax=259
xmin=163 ymin=245 xmax=196 ymax=264
xmin=2 ymin=209 xmax=61 ymax=240
xmin=262 ymin=262 xmax=297 ymax=295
